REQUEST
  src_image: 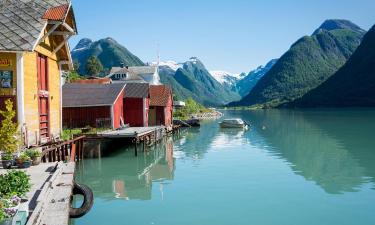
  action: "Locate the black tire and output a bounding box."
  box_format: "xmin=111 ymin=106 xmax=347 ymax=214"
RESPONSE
xmin=70 ymin=183 xmax=94 ymax=218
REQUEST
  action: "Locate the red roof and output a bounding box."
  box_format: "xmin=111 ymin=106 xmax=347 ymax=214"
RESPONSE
xmin=149 ymin=85 xmax=172 ymax=107
xmin=72 ymin=77 xmax=112 ymax=85
xmin=42 ymin=4 xmax=69 ymax=21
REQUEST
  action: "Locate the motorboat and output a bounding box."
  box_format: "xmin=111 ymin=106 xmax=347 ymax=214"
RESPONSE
xmin=219 ymin=118 xmax=249 ymax=129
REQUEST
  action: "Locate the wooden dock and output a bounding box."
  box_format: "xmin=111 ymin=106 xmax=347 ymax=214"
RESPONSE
xmin=26 ymin=162 xmax=75 ymax=225
xmin=97 ymin=126 xmax=166 ymax=156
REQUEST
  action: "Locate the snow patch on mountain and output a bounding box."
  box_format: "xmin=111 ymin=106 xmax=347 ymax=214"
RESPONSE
xmin=209 ymin=71 xmax=242 ymax=85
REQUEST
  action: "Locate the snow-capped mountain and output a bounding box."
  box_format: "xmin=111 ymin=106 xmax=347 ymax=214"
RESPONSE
xmin=150 ymin=60 xmax=182 ymax=71
xmin=209 ymin=71 xmax=242 ymax=85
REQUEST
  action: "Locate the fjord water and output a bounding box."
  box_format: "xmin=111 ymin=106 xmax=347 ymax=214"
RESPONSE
xmin=72 ymin=109 xmax=375 ymax=225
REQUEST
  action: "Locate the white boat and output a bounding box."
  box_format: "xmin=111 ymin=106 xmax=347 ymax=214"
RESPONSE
xmin=219 ymin=118 xmax=249 ymax=129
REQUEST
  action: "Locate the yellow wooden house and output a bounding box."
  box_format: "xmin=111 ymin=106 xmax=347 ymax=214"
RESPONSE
xmin=0 ymin=0 xmax=77 ymax=145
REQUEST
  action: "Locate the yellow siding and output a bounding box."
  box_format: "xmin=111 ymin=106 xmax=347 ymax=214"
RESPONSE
xmin=0 ymin=52 xmax=17 ymax=96
xmin=23 ymin=52 xmax=39 ymax=145
xmin=1 ymin=36 xmax=64 ymax=145
xmin=22 ymin=35 xmax=63 ymax=145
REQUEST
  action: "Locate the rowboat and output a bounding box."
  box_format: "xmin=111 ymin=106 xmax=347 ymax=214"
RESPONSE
xmin=219 ymin=118 xmax=249 ymax=129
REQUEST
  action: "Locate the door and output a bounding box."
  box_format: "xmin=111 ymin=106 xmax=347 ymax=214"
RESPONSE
xmin=37 ymin=54 xmax=50 ymax=142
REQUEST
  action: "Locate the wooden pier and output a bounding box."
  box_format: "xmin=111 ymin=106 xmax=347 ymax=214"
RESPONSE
xmin=97 ymin=126 xmax=166 ymax=156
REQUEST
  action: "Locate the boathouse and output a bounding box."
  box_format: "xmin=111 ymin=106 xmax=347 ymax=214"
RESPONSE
xmin=0 ymin=0 xmax=77 ymax=145
xmin=149 ymin=85 xmax=173 ymax=127
xmin=123 ymin=83 xmax=150 ymax=127
xmin=62 ymin=83 xmax=125 ymax=129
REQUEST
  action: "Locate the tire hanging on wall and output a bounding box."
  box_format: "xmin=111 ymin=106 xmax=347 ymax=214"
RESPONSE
xmin=70 ymin=182 xmax=94 ymax=218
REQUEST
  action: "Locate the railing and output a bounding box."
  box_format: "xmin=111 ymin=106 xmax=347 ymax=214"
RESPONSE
xmin=41 ymin=136 xmax=85 ymax=163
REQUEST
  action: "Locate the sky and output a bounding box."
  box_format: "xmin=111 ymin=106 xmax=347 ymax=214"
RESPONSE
xmin=70 ymin=0 xmax=375 ymax=73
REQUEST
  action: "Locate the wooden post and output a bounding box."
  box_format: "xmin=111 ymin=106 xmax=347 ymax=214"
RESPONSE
xmin=70 ymin=143 xmax=76 ymax=162
xmin=134 ymin=139 xmax=138 ymax=157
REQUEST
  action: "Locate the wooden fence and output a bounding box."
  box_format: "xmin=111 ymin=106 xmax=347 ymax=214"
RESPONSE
xmin=41 ymin=136 xmax=85 ymax=163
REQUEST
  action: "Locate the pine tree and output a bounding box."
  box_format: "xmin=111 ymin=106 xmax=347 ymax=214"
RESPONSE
xmin=0 ymin=99 xmax=19 ymax=155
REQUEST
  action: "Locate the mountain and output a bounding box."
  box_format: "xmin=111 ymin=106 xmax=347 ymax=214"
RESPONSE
xmin=229 ymin=19 xmax=365 ymax=107
xmin=72 ymin=38 xmax=145 ymax=75
xmin=209 ymin=71 xmax=243 ymax=89
xmin=159 ymin=57 xmax=241 ymax=106
xmin=293 ymin=25 xmax=375 ymax=107
xmin=235 ymin=59 xmax=278 ymax=97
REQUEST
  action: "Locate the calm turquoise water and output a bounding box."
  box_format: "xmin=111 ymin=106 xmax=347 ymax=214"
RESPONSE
xmin=72 ymin=109 xmax=375 ymax=225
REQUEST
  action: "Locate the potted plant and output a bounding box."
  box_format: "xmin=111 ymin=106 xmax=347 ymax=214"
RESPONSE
xmin=0 ymin=195 xmax=21 ymax=225
xmin=0 ymin=170 xmax=31 ymax=198
xmin=0 ymin=153 xmax=13 ymax=169
xmin=0 ymin=100 xmax=20 ymax=169
xmin=15 ymin=153 xmax=31 ymax=169
xmin=25 ymin=149 xmax=42 ymax=166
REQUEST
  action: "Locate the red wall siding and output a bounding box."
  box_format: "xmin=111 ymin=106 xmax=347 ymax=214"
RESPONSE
xmin=124 ymin=97 xmax=148 ymax=127
xmin=112 ymin=91 xmax=124 ymax=129
xmin=150 ymin=95 xmax=173 ymax=127
xmin=144 ymin=98 xmax=150 ymax=127
xmin=63 ymin=106 xmax=111 ymax=128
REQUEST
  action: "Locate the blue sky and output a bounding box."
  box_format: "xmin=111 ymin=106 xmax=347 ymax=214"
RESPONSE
xmin=70 ymin=0 xmax=375 ymax=73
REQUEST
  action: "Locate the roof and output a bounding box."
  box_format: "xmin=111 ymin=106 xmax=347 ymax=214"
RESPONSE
xmin=128 ymin=66 xmax=157 ymax=75
xmin=149 ymin=85 xmax=172 ymax=107
xmin=124 ymin=83 xmax=149 ymax=98
xmin=62 ymin=83 xmax=125 ymax=107
xmin=107 ymin=67 xmax=145 ymax=82
xmin=42 ymin=4 xmax=69 ymax=21
xmin=0 ymin=0 xmax=70 ymax=52
xmin=72 ymin=77 xmax=112 ymax=85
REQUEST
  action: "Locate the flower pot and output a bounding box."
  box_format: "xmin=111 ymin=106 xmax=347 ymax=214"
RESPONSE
xmin=32 ymin=156 xmax=41 ymax=166
xmin=17 ymin=160 xmax=31 ymax=169
xmin=1 ymin=159 xmax=13 ymax=169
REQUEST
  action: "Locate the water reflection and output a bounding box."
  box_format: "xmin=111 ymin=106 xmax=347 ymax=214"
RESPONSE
xmin=236 ymin=109 xmax=375 ymax=194
xmin=76 ymin=137 xmax=175 ymax=200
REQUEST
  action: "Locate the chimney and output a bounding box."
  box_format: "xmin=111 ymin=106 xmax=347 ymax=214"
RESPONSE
xmin=120 ymin=63 xmax=124 ymax=68
xmin=126 ymin=66 xmax=129 ymax=69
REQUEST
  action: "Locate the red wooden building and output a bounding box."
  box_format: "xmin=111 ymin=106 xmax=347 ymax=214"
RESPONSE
xmin=62 ymin=83 xmax=125 ymax=129
xmin=149 ymin=85 xmax=173 ymax=127
xmin=123 ymin=83 xmax=150 ymax=127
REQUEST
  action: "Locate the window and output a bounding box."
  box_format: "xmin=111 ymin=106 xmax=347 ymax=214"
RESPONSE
xmin=0 ymin=70 xmax=13 ymax=88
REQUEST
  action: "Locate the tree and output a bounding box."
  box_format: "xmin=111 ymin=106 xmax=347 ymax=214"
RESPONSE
xmin=73 ymin=60 xmax=80 ymax=73
xmin=85 ymin=56 xmax=103 ymax=76
xmin=65 ymin=71 xmax=83 ymax=83
xmin=0 ymin=99 xmax=19 ymax=155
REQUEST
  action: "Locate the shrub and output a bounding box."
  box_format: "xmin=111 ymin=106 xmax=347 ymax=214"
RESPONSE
xmin=0 ymin=170 xmax=31 ymax=197
xmin=1 ymin=153 xmax=13 ymax=161
xmin=0 ymin=99 xmax=19 ymax=155
xmin=24 ymin=149 xmax=42 ymax=159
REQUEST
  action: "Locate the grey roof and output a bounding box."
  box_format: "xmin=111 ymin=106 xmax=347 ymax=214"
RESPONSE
xmin=62 ymin=83 xmax=125 ymax=107
xmin=124 ymin=83 xmax=149 ymax=98
xmin=0 ymin=0 xmax=69 ymax=51
xmin=128 ymin=66 xmax=157 ymax=75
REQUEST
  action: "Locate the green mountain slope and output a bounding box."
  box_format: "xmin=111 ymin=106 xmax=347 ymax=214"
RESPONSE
xmin=293 ymin=25 xmax=375 ymax=107
xmin=72 ymin=38 xmax=144 ymax=75
xmin=160 ymin=58 xmax=241 ymax=106
xmin=229 ymin=19 xmax=365 ymax=107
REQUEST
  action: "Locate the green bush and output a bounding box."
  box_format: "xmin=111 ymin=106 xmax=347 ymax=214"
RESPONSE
xmin=0 ymin=170 xmax=31 ymax=197
xmin=24 ymin=149 xmax=41 ymax=159
xmin=0 ymin=99 xmax=19 ymax=155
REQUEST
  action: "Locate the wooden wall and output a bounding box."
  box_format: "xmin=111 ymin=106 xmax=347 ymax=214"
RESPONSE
xmin=124 ymin=97 xmax=146 ymax=127
xmin=63 ymin=106 xmax=111 ymax=129
xmin=112 ymin=91 xmax=124 ymax=129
